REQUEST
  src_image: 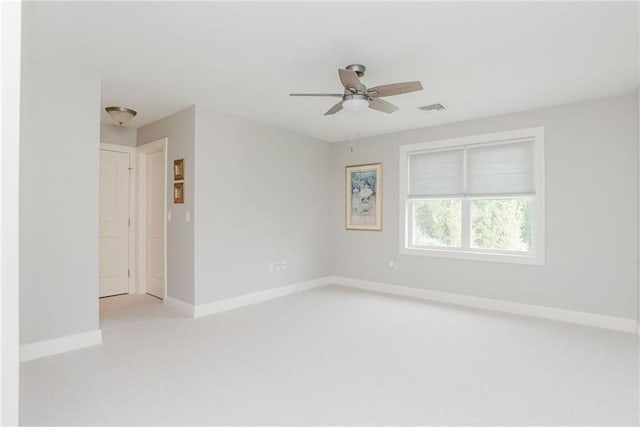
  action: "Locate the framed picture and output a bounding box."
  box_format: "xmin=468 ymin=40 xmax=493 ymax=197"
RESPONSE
xmin=174 ymin=159 xmax=184 ymax=181
xmin=345 ymin=163 xmax=382 ymax=231
xmin=173 ymin=182 xmax=184 ymax=204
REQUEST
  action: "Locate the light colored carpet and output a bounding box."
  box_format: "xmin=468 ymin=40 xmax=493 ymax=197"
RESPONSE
xmin=20 ymin=285 xmax=639 ymax=425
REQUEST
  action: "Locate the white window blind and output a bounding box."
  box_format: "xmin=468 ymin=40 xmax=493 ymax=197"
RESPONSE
xmin=408 ymin=139 xmax=535 ymax=197
xmin=408 ymin=148 xmax=464 ymax=196
xmin=466 ymin=140 xmax=534 ymax=195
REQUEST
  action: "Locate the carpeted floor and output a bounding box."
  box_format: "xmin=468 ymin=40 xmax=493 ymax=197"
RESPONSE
xmin=20 ymin=285 xmax=639 ymax=425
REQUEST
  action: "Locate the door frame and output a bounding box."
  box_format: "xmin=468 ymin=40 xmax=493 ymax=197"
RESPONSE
xmin=99 ymin=142 xmax=136 ymax=295
xmin=136 ymin=138 xmax=168 ymax=300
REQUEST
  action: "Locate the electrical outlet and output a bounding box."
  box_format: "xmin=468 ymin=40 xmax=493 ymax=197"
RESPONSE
xmin=275 ymin=262 xmax=281 ymax=272
xmin=268 ymin=263 xmax=274 ymax=272
xmin=282 ymin=261 xmax=288 ymax=270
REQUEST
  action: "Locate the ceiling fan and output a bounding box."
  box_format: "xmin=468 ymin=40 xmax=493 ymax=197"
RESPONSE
xmin=290 ymin=64 xmax=423 ymax=116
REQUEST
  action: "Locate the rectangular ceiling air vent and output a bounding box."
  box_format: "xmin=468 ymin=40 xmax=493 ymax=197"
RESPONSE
xmin=418 ymin=103 xmax=446 ymax=112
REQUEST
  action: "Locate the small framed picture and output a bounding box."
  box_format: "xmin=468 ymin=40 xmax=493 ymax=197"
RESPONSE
xmin=174 ymin=159 xmax=184 ymax=181
xmin=346 ymin=163 xmax=382 ymax=231
xmin=173 ymin=182 xmax=184 ymax=204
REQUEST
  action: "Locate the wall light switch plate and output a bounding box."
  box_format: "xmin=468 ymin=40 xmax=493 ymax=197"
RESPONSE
xmin=167 ymin=211 xmax=172 ymax=222
xmin=185 ymin=211 xmax=190 ymax=223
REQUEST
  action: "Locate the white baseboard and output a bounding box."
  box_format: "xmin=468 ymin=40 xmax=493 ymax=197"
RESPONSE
xmin=20 ymin=329 xmax=103 ymax=362
xmin=166 ymin=296 xmax=195 ymax=317
xmin=329 ymin=276 xmax=637 ymax=334
xmin=193 ymin=277 xmax=330 ymax=318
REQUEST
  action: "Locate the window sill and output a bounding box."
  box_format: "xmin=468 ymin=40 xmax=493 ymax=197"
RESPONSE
xmin=400 ymin=246 xmax=544 ymax=265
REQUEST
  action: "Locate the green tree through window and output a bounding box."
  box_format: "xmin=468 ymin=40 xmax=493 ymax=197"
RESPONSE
xmin=471 ymin=199 xmax=531 ymax=251
xmin=414 ymin=200 xmax=461 ymax=247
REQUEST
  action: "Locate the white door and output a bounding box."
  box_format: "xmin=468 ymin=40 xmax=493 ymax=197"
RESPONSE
xmin=99 ymin=150 xmax=130 ymax=297
xmin=146 ymin=150 xmax=165 ymax=299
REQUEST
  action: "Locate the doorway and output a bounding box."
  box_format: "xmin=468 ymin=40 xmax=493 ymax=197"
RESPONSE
xmin=136 ymin=138 xmax=168 ymax=300
xmin=98 ymin=139 xmax=167 ymax=301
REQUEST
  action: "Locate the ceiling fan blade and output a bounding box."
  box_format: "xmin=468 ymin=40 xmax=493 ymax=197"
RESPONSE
xmin=338 ymin=69 xmax=366 ymax=92
xmin=369 ymin=97 xmax=399 ymax=114
xmin=324 ymin=101 xmax=343 ymax=115
xmin=368 ymin=81 xmax=423 ymax=97
xmin=290 ymin=93 xmax=343 ymax=97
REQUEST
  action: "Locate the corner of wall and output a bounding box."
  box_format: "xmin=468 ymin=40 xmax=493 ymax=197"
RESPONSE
xmin=137 ymin=106 xmax=196 ymax=305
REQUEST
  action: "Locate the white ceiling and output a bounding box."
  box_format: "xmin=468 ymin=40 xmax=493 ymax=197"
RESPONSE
xmin=22 ymin=1 xmax=639 ymax=142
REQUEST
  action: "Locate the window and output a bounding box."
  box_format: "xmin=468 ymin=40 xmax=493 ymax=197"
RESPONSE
xmin=399 ymin=127 xmax=544 ymax=264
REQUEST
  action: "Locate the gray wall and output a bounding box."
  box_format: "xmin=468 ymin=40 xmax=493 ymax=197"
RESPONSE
xmin=100 ymin=122 xmax=137 ymax=147
xmin=194 ymin=107 xmax=332 ymax=304
xmin=330 ymin=94 xmax=638 ymax=320
xmin=20 ymin=67 xmax=101 ymax=343
xmin=137 ymin=107 xmax=196 ymax=304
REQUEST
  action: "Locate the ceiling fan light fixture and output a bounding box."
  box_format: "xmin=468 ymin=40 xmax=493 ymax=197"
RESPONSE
xmin=342 ymin=94 xmax=369 ymax=112
xmin=105 ymin=106 xmax=137 ymax=126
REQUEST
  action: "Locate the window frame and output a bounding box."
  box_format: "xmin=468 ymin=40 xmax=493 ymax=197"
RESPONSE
xmin=399 ymin=127 xmax=545 ymax=265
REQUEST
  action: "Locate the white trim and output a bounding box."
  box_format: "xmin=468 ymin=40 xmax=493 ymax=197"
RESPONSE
xmin=99 ymin=142 xmax=135 ymax=154
xmin=399 ymin=127 xmax=545 ymax=265
xmin=136 ymin=138 xmax=168 ymax=300
xmin=401 ymin=245 xmax=542 ymax=265
xmin=168 ymin=276 xmax=636 ymax=334
xmin=1 ymin=1 xmax=22 ymax=423
xmin=20 ymin=330 xmax=103 ymax=362
xmin=402 ymin=128 xmax=541 ymax=152
xmin=100 ymin=143 xmax=136 ymax=294
xmin=329 ymin=276 xmax=637 ymax=333
xmin=167 ymin=278 xmax=331 ymax=319
xmin=166 ymin=296 xmax=194 ymax=318
xmin=136 ymin=149 xmax=146 ymax=294
xmin=162 ymin=147 xmax=168 ymax=301
xmin=637 ymin=85 xmax=640 ymax=338
xmin=194 ymin=278 xmax=329 ymax=318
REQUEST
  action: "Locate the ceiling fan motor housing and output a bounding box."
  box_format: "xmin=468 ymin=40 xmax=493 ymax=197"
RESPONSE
xmin=343 ymin=94 xmax=369 ymax=102
xmin=345 ymin=64 xmax=366 ymax=77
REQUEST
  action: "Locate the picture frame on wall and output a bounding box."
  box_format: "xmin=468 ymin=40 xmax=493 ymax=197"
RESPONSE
xmin=174 ymin=158 xmax=184 ymax=181
xmin=173 ymin=182 xmax=184 ymax=204
xmin=345 ymin=163 xmax=382 ymax=231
